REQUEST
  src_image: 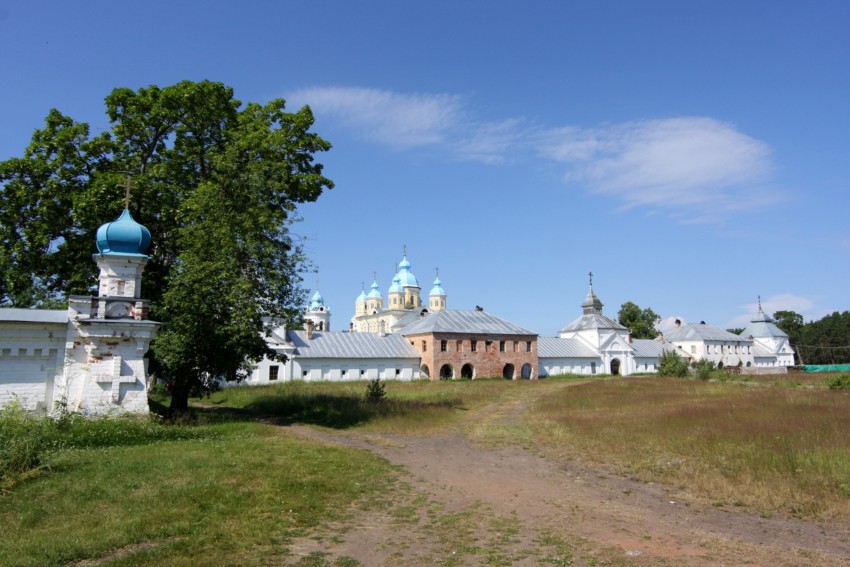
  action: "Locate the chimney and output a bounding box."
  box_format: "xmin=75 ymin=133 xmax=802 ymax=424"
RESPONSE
xmin=305 ymin=319 xmax=314 ymax=340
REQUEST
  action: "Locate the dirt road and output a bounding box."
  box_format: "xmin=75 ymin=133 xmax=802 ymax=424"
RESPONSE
xmin=284 ymin=388 xmax=850 ymax=566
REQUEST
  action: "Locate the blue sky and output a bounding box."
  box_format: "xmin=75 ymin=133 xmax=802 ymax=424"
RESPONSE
xmin=1 ymin=1 xmax=848 ymax=336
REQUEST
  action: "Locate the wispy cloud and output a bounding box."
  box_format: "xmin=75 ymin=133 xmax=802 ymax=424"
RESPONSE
xmin=536 ymin=117 xmax=780 ymax=219
xmin=289 ymin=86 xmax=784 ymax=221
xmin=288 ymin=86 xmax=463 ymax=147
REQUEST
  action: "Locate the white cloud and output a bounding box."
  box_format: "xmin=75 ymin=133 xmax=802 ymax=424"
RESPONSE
xmin=657 ymin=315 xmax=687 ymax=334
xmin=536 ymin=117 xmax=781 ymax=219
xmin=288 ymin=86 xmax=464 ymax=147
xmin=290 ymin=86 xmax=784 ymax=221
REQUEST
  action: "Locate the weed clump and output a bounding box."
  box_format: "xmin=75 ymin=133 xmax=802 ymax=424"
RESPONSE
xmin=0 ymin=404 xmax=48 ymax=484
xmin=827 ymin=373 xmax=850 ymax=390
xmin=0 ymin=404 xmax=221 ymax=488
xmin=695 ymin=357 xmax=718 ymax=381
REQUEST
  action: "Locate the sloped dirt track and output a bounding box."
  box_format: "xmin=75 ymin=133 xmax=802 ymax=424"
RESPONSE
xmin=283 ymin=386 xmax=850 ymax=566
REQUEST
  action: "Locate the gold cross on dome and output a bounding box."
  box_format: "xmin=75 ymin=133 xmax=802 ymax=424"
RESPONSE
xmin=121 ymin=175 xmax=133 ymax=209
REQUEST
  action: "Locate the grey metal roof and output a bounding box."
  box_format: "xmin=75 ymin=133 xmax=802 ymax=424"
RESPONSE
xmin=631 ymin=338 xmax=679 ymax=358
xmin=0 ymin=308 xmax=68 ymax=324
xmin=741 ymin=320 xmax=788 ymax=340
xmin=391 ymin=310 xmax=428 ymax=331
xmin=286 ymin=330 xmax=419 ymax=359
xmin=399 ymin=309 xmax=537 ymax=336
xmin=537 ymin=337 xmax=598 ymax=358
xmin=664 ymin=323 xmax=751 ymax=343
xmin=559 ymin=313 xmax=627 ymax=334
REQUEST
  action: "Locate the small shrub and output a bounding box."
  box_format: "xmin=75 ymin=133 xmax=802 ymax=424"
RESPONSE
xmin=658 ymin=350 xmax=689 ymax=378
xmin=365 ymin=378 xmax=386 ymax=402
xmin=695 ymin=358 xmax=717 ymax=381
xmin=827 ymin=373 xmax=850 ymax=390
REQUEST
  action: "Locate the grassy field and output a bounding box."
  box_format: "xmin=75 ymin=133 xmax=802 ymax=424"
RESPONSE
xmin=1 ymin=371 xmax=848 ymax=565
xmin=526 ymin=375 xmax=850 ymax=519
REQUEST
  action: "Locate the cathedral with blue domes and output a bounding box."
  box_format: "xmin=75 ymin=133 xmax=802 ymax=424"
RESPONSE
xmin=349 ymin=250 xmax=447 ymax=334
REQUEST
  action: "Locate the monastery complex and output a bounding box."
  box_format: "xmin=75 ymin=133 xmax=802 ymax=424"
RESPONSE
xmin=0 ymin=211 xmax=795 ymax=415
xmin=244 ymin=252 xmax=795 ymax=386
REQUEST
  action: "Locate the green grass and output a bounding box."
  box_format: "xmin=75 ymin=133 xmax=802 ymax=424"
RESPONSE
xmin=197 ymin=378 xmax=525 ymax=433
xmin=3 ymin=372 xmax=848 ymax=565
xmin=0 ymin=415 xmax=397 ymax=566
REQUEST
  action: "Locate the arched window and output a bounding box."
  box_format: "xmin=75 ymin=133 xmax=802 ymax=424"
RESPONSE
xmin=440 ymin=364 xmax=453 ymax=380
xmin=461 ymin=364 xmax=474 ymax=379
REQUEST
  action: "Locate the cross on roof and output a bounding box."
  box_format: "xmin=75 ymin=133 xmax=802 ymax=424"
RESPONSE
xmin=121 ymin=174 xmax=133 ymax=209
xmin=588 ymin=271 xmax=594 ymax=287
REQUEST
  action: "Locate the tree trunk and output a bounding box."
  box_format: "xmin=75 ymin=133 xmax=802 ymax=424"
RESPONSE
xmin=168 ymin=380 xmax=191 ymax=416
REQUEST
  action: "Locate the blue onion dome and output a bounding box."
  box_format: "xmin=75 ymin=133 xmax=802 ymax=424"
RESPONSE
xmin=430 ymin=276 xmax=446 ymax=297
xmin=396 ymin=255 xmax=419 ymax=287
xmin=356 ymin=289 xmax=367 ymax=304
xmin=367 ymin=279 xmax=382 ymax=299
xmin=96 ymin=209 xmax=151 ymax=256
xmin=309 ymin=290 xmax=325 ymax=310
xmin=389 ymin=273 xmax=403 ymax=294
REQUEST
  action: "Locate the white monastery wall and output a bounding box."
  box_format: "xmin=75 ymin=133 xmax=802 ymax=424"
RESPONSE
xmin=0 ymin=319 xmax=67 ymax=411
xmin=539 ymin=357 xmax=599 ymax=376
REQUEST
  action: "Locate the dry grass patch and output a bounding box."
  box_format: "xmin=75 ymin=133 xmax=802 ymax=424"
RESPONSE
xmin=529 ymin=375 xmax=850 ymax=519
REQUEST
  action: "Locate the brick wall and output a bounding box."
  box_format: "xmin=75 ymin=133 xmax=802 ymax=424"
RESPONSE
xmin=407 ymin=332 xmax=537 ymax=380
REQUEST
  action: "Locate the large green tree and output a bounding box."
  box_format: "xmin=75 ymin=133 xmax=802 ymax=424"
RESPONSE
xmin=773 ymin=310 xmax=804 ymax=345
xmin=0 ymin=81 xmax=333 ymax=412
xmin=617 ymin=301 xmax=661 ymax=339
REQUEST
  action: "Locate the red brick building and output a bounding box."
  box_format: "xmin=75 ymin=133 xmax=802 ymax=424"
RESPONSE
xmin=400 ymin=309 xmax=538 ymax=380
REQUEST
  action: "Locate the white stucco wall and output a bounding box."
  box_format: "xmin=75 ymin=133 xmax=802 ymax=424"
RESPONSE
xmin=292 ymin=358 xmax=420 ymax=382
xmin=0 ymin=317 xmax=68 ymax=411
xmin=633 ymin=358 xmax=659 ymax=373
xmin=538 ymin=357 xmax=600 ymax=376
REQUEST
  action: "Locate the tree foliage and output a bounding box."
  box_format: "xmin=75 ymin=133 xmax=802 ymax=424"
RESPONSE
xmin=0 ymin=81 xmax=333 ymax=411
xmin=618 ymin=301 xmax=660 ymax=339
xmin=773 ymin=310 xmax=805 ymax=346
xmin=791 ymin=311 xmax=850 ymax=365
